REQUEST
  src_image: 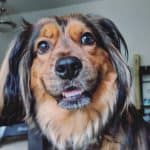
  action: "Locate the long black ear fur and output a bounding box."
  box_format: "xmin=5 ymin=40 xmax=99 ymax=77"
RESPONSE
xmin=98 ymin=18 xmax=132 ymax=109
xmin=0 ymin=21 xmax=32 ymax=125
xmin=98 ymin=18 xmax=132 ymax=112
xmin=98 ymin=18 xmax=128 ymax=59
xmin=85 ymin=15 xmax=132 ymax=113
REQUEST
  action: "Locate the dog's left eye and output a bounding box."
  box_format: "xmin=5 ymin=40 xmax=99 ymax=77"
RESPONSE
xmin=37 ymin=41 xmax=50 ymax=54
xmin=80 ymin=32 xmax=95 ymax=45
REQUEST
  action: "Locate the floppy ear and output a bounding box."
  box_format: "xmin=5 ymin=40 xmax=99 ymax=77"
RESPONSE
xmin=101 ymin=18 xmax=133 ymax=111
xmin=86 ymin=15 xmax=132 ymax=113
xmin=99 ymin=18 xmax=132 ymax=108
xmin=0 ymin=21 xmax=32 ymax=125
xmin=98 ymin=18 xmax=128 ymax=59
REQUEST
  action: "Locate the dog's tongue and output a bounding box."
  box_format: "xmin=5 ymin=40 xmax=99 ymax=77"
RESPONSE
xmin=62 ymin=89 xmax=82 ymax=98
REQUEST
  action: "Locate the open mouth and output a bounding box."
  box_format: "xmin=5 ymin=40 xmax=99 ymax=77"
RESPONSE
xmin=57 ymin=86 xmax=91 ymax=110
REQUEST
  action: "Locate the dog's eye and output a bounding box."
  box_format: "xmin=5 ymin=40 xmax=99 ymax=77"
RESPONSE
xmin=37 ymin=41 xmax=50 ymax=54
xmin=81 ymin=32 xmax=95 ymax=45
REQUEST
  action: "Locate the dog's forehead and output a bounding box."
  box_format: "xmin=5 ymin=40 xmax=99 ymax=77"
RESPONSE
xmin=35 ymin=15 xmax=90 ymax=41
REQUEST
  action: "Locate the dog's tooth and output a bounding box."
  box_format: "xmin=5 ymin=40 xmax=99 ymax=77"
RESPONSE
xmin=65 ymin=92 xmax=72 ymax=98
xmin=62 ymin=92 xmax=65 ymax=97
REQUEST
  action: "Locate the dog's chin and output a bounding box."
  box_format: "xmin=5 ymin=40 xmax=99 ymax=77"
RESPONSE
xmin=56 ymin=87 xmax=91 ymax=110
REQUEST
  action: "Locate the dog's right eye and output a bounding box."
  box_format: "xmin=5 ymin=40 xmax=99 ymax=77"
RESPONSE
xmin=80 ymin=32 xmax=95 ymax=46
xmin=37 ymin=41 xmax=50 ymax=54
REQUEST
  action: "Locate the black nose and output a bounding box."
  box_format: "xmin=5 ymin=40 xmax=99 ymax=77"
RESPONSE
xmin=55 ymin=56 xmax=82 ymax=80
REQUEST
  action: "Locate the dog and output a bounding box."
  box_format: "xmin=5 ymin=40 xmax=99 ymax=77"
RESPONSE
xmin=0 ymin=14 xmax=149 ymax=150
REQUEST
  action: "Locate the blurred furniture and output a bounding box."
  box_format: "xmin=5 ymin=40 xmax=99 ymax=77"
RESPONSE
xmin=139 ymin=66 xmax=150 ymax=122
xmin=0 ymin=121 xmax=47 ymax=149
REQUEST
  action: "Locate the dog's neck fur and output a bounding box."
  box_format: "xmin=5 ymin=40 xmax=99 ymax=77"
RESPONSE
xmin=43 ymin=105 xmax=149 ymax=150
xmin=100 ymin=105 xmax=149 ymax=150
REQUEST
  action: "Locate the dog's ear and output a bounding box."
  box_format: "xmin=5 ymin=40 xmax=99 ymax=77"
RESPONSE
xmin=98 ymin=18 xmax=127 ymax=51
xmin=86 ymin=15 xmax=132 ymax=112
xmin=98 ymin=18 xmax=132 ymax=111
xmin=0 ymin=20 xmax=32 ymax=125
xmin=100 ymin=18 xmax=132 ymax=105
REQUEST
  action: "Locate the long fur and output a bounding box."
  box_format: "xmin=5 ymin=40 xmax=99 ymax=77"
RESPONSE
xmin=0 ymin=14 xmax=149 ymax=149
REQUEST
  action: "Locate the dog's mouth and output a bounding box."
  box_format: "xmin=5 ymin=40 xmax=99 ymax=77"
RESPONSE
xmin=57 ymin=86 xmax=91 ymax=110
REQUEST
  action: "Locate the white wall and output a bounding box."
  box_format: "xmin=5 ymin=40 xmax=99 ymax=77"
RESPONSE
xmin=0 ymin=0 xmax=150 ymax=65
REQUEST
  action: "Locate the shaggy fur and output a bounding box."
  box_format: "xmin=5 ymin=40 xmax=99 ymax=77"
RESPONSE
xmin=0 ymin=14 xmax=149 ymax=149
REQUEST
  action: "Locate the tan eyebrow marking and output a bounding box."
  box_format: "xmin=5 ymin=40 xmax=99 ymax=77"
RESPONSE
xmin=68 ymin=22 xmax=84 ymax=43
xmin=39 ymin=23 xmax=59 ymax=45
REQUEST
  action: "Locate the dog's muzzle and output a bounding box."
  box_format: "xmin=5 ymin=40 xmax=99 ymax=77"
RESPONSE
xmin=55 ymin=56 xmax=91 ymax=110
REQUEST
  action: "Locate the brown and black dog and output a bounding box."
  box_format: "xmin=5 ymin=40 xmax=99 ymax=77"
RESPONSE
xmin=0 ymin=14 xmax=149 ymax=149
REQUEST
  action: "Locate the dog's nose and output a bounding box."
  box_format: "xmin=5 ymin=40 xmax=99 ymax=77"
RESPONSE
xmin=55 ymin=56 xmax=82 ymax=80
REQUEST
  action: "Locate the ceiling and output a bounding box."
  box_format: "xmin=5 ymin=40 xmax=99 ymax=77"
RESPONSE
xmin=1 ymin=0 xmax=98 ymax=15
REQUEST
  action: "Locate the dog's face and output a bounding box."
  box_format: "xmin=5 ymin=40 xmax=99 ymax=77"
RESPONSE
xmin=0 ymin=14 xmax=131 ymax=149
xmin=31 ymin=17 xmax=115 ymax=110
